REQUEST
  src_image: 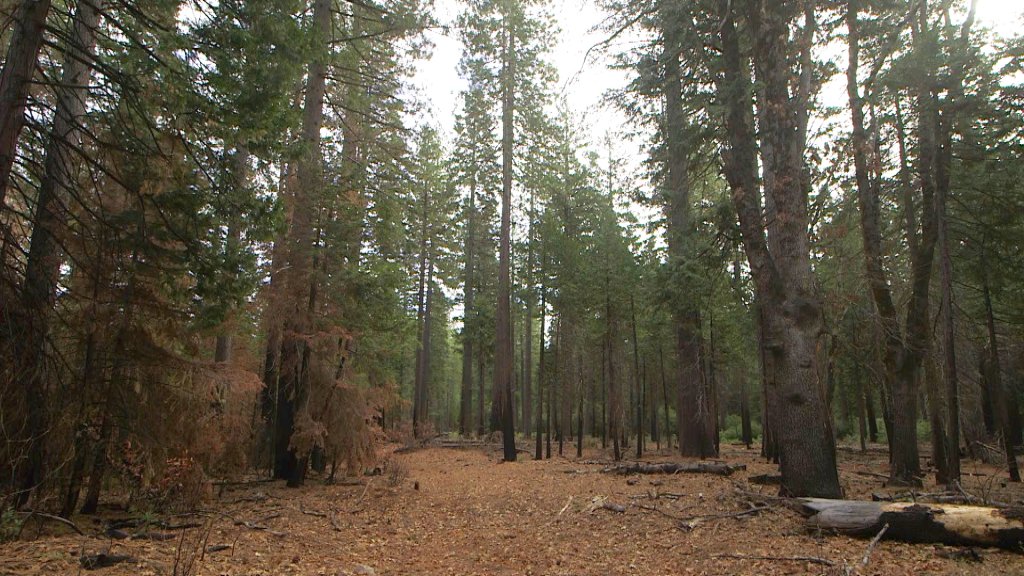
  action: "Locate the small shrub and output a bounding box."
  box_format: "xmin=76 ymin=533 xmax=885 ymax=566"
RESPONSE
xmin=386 ymin=460 xmax=408 ymax=487
xmin=0 ymin=507 xmax=23 ymax=542
xmin=146 ymin=455 xmax=211 ymax=512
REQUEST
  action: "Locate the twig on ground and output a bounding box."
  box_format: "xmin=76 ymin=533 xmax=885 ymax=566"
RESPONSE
xmin=358 ymin=478 xmax=373 ymax=504
xmin=298 ymin=505 xmax=327 ymax=518
xmin=558 ymin=496 xmax=573 ymax=516
xmin=712 ymin=553 xmax=834 ymax=566
xmin=16 ymin=510 xmax=84 ymax=536
xmin=861 ymin=522 xmax=889 ymax=567
xmin=678 ymin=505 xmax=767 ymax=523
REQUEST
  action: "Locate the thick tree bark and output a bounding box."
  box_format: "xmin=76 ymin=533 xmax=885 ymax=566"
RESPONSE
xmin=0 ymin=0 xmax=52 ymax=210
xmin=275 ymin=0 xmax=330 ymax=487
xmin=717 ymin=0 xmax=840 ymax=498
xmin=14 ymin=0 xmax=100 ymax=507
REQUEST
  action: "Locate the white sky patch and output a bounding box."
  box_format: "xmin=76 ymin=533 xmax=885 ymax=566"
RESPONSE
xmin=411 ymin=0 xmax=644 ymax=165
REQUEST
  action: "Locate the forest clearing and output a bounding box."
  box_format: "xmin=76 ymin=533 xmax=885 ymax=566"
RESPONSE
xmin=4 ymin=442 xmax=1024 ymax=575
xmin=5 ymin=0 xmax=1024 ymax=573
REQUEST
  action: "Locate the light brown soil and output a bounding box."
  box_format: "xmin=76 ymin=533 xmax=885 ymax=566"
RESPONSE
xmin=3 ymin=441 xmax=1024 ymax=575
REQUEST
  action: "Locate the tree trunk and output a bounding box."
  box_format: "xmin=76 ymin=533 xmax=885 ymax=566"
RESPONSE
xmin=459 ymin=183 xmax=476 ymax=436
xmin=275 ymin=0 xmax=330 ymax=487
xmin=492 ymin=13 xmax=516 ymax=461
xmin=718 ymin=0 xmax=839 ymax=498
xmin=983 ymin=270 xmax=1020 ymax=482
xmin=15 ymin=0 xmax=100 ymax=506
xmin=477 ymin=342 xmax=485 ymax=437
xmin=632 ymin=296 xmax=642 ymax=458
xmin=740 ymin=376 xmax=752 ymax=448
xmin=215 ymin=147 xmax=249 ymax=364
xmin=659 ymin=343 xmax=671 ymax=451
xmin=866 ymin=385 xmax=879 ymax=443
xmin=661 ymin=4 xmax=714 ymax=459
xmin=604 ymin=462 xmax=744 ymax=476
xmin=848 ymin=0 xmax=938 ymax=487
xmin=413 ymin=186 xmax=430 ymax=437
xmin=535 ymin=272 xmax=545 ymax=460
xmin=0 ymin=0 xmax=52 ymax=209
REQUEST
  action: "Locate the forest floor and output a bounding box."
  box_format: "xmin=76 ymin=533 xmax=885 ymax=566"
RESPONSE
xmin=3 ymin=441 xmax=1024 ymax=575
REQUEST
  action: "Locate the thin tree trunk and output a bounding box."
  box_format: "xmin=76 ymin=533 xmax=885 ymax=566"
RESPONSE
xmin=849 ymin=0 xmax=937 ymax=486
xmin=413 ymin=195 xmax=430 ymax=437
xmin=492 ymin=12 xmax=516 ymax=461
xmin=740 ymin=376 xmax=752 ymax=448
xmin=535 ymin=272 xmax=545 ymax=460
xmin=215 ymin=147 xmax=249 ymax=364
xmin=459 ymin=180 xmax=476 ymax=436
xmin=982 ymin=268 xmax=1020 ymax=482
xmin=631 ymin=296 xmax=643 ymax=458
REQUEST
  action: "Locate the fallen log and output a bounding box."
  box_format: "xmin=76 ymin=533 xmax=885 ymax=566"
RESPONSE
xmin=800 ymin=498 xmax=1024 ymax=552
xmin=603 ymin=462 xmax=745 ymax=476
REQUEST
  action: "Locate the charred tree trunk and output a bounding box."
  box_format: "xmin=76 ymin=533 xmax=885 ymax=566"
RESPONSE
xmin=801 ymin=498 xmax=1024 ymax=551
xmin=275 ymin=0 xmax=331 ymax=487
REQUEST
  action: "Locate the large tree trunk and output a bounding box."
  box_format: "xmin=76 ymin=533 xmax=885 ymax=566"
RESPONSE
xmin=717 ymin=0 xmax=839 ymax=498
xmin=0 ymin=0 xmax=51 ymax=210
xmin=13 ymin=0 xmax=100 ymax=507
xmin=274 ymin=0 xmax=330 ymax=487
xmin=661 ymin=3 xmax=715 ymax=459
xmin=848 ymin=0 xmax=938 ymax=487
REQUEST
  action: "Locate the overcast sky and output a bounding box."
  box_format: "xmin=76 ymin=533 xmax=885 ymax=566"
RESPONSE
xmin=409 ymin=0 xmax=640 ymax=159
xmin=410 ymin=0 xmax=1024 ymax=158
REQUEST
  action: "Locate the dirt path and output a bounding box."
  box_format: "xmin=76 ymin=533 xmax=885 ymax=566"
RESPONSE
xmin=2 ymin=444 xmax=1024 ymax=575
